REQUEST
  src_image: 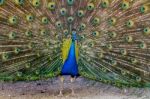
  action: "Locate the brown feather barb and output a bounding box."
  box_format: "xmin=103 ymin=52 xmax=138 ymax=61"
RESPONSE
xmin=0 ymin=0 xmax=150 ymax=87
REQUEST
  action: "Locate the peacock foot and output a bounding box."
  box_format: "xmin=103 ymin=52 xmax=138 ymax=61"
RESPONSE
xmin=57 ymin=90 xmax=63 ymax=97
xmin=69 ymin=90 xmax=78 ymax=97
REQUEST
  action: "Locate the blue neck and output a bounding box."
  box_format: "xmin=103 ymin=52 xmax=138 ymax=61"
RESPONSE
xmin=61 ymin=40 xmax=78 ymax=76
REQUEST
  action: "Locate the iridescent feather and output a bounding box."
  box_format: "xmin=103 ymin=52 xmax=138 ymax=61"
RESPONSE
xmin=0 ymin=0 xmax=150 ymax=88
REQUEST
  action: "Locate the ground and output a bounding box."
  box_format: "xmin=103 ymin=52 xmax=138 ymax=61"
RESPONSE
xmin=0 ymin=76 xmax=149 ymax=99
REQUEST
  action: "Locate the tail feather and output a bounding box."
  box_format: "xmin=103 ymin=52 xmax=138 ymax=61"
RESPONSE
xmin=0 ymin=0 xmax=150 ymax=87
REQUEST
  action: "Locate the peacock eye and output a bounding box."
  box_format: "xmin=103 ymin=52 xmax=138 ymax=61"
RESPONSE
xmin=140 ymin=5 xmax=148 ymax=13
xmin=2 ymin=53 xmax=10 ymax=61
xmin=32 ymin=0 xmax=40 ymax=7
xmin=136 ymin=76 xmax=141 ymax=82
xmin=8 ymin=16 xmax=18 ymax=25
xmin=25 ymin=63 xmax=31 ymax=69
xmin=92 ymin=31 xmax=99 ymax=37
xmin=130 ymin=58 xmax=137 ymax=64
xmin=48 ymin=2 xmax=56 ymax=10
xmin=87 ymin=3 xmax=95 ymax=11
xmin=121 ymin=70 xmax=127 ymax=75
xmin=28 ymin=42 xmax=35 ymax=49
xmin=80 ymin=35 xmax=85 ymax=40
xmin=101 ymin=0 xmax=109 ymax=8
xmin=143 ymin=27 xmax=150 ymax=35
xmin=92 ymin=17 xmax=100 ymax=25
xmin=60 ymin=8 xmax=67 ymax=16
xmin=98 ymin=52 xmax=104 ymax=58
xmin=88 ymin=42 xmax=94 ymax=47
xmin=120 ymin=49 xmax=127 ymax=56
xmin=0 ymin=0 xmax=4 ymax=5
xmin=106 ymin=43 xmax=112 ymax=50
xmin=139 ymin=42 xmax=147 ymax=49
xmin=63 ymin=29 xmax=69 ymax=36
xmin=77 ymin=10 xmax=84 ymax=17
xmin=25 ymin=30 xmax=33 ymax=37
xmin=41 ymin=17 xmax=49 ymax=24
xmin=17 ymin=72 xmax=22 ymax=77
xmin=9 ymin=31 xmax=16 ymax=39
xmin=93 ymin=32 xmax=96 ymax=35
xmin=126 ymin=20 xmax=134 ymax=28
xmin=14 ymin=0 xmax=24 ymax=5
xmin=67 ymin=16 xmax=74 ymax=23
xmin=80 ymin=23 xmax=86 ymax=30
xmin=26 ymin=14 xmax=34 ymax=22
xmin=55 ymin=21 xmax=62 ymax=28
xmin=14 ymin=47 xmax=21 ymax=54
xmin=108 ymin=17 xmax=116 ymax=26
xmin=121 ymin=1 xmax=129 ymax=10
xmin=108 ymin=31 xmax=117 ymax=38
xmin=40 ymin=29 xmax=48 ymax=36
xmin=124 ymin=35 xmax=133 ymax=43
xmin=67 ymin=0 xmax=74 ymax=6
xmin=111 ymin=59 xmax=117 ymax=66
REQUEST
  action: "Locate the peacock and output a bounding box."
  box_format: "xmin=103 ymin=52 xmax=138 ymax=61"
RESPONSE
xmin=0 ymin=0 xmax=150 ymax=96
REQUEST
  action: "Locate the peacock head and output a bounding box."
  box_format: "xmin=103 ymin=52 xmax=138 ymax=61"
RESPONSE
xmin=71 ymin=29 xmax=77 ymax=41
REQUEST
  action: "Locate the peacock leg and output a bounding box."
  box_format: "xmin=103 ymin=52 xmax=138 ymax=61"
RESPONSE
xmin=70 ymin=76 xmax=76 ymax=96
xmin=58 ymin=76 xmax=64 ymax=96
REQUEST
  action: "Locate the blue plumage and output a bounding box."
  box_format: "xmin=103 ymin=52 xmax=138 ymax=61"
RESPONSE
xmin=61 ymin=32 xmax=79 ymax=77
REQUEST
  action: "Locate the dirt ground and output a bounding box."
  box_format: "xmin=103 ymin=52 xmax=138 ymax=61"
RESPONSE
xmin=0 ymin=76 xmax=149 ymax=99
